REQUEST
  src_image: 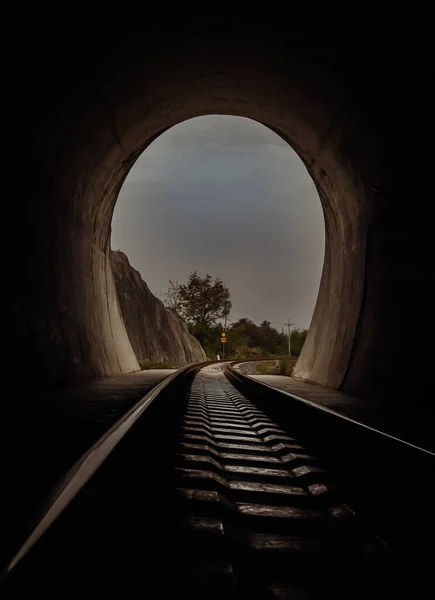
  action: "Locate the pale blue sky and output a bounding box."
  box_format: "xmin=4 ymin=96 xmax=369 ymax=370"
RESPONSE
xmin=111 ymin=116 xmax=325 ymax=330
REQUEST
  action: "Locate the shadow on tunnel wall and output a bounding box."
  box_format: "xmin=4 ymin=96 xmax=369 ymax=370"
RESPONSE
xmin=8 ymin=13 xmax=434 ymax=449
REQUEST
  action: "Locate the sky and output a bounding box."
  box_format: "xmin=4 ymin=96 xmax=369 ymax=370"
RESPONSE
xmin=111 ymin=115 xmax=325 ymax=331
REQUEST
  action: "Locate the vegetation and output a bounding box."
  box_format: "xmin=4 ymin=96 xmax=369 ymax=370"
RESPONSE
xmin=139 ymin=360 xmax=173 ymax=370
xmin=212 ymin=319 xmax=308 ymax=361
xmin=257 ymin=358 xmax=298 ymax=377
xmin=164 ymin=271 xmax=231 ymax=328
xmin=163 ymin=271 xmax=308 ymax=362
xmin=289 ymin=329 xmax=308 ymax=357
xmin=277 ymin=357 xmax=298 ymax=376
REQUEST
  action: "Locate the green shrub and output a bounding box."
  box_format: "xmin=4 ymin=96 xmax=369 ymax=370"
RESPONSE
xmin=257 ymin=362 xmax=277 ymax=375
xmin=233 ymin=345 xmax=269 ymax=359
xmin=277 ymin=358 xmax=297 ymax=376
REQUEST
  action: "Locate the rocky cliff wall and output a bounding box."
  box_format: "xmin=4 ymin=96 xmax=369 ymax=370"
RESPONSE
xmin=111 ymin=251 xmax=206 ymax=365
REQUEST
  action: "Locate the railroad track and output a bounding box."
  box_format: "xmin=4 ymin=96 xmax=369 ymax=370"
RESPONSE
xmin=2 ymin=361 xmax=434 ymax=597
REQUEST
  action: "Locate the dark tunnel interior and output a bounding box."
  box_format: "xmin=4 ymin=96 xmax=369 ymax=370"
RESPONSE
xmin=6 ymin=12 xmax=435 ymax=578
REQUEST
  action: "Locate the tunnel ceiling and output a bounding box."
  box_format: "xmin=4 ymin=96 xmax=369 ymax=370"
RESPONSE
xmin=9 ymin=14 xmax=434 ymax=443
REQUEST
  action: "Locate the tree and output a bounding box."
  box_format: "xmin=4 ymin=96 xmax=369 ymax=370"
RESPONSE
xmin=229 ymin=318 xmax=288 ymax=356
xmin=164 ymin=279 xmax=183 ymax=318
xmin=290 ymin=329 xmax=308 ymax=356
xmin=163 ymin=270 xmax=232 ymax=328
xmin=233 ymin=345 xmax=266 ymax=359
xmin=222 ymin=298 xmax=231 ymax=330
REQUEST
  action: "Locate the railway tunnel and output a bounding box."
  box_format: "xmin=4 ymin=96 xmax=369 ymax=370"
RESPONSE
xmin=10 ymin=19 xmax=433 ymax=441
xmin=5 ymin=13 xmax=435 ymax=593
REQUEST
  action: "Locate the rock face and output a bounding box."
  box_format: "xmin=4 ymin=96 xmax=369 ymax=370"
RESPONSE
xmin=111 ymin=251 xmax=206 ymax=365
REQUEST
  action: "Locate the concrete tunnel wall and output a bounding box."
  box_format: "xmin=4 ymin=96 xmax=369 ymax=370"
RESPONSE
xmin=10 ymin=21 xmax=434 ymax=440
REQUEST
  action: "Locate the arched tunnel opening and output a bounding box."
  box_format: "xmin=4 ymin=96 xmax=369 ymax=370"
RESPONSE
xmin=9 ymin=21 xmax=434 ymax=440
xmin=19 ymin=40 xmax=383 ymax=392
xmin=11 ymin=30 xmax=432 ymax=432
xmin=110 ymin=114 xmax=325 ymax=365
xmin=6 ymin=15 xmax=435 ymax=587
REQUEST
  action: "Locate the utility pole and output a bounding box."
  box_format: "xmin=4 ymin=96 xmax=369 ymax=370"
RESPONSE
xmin=222 ymin=302 xmax=230 ymax=361
xmin=223 ymin=313 xmax=228 ymax=360
xmin=284 ymin=319 xmax=293 ymax=357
